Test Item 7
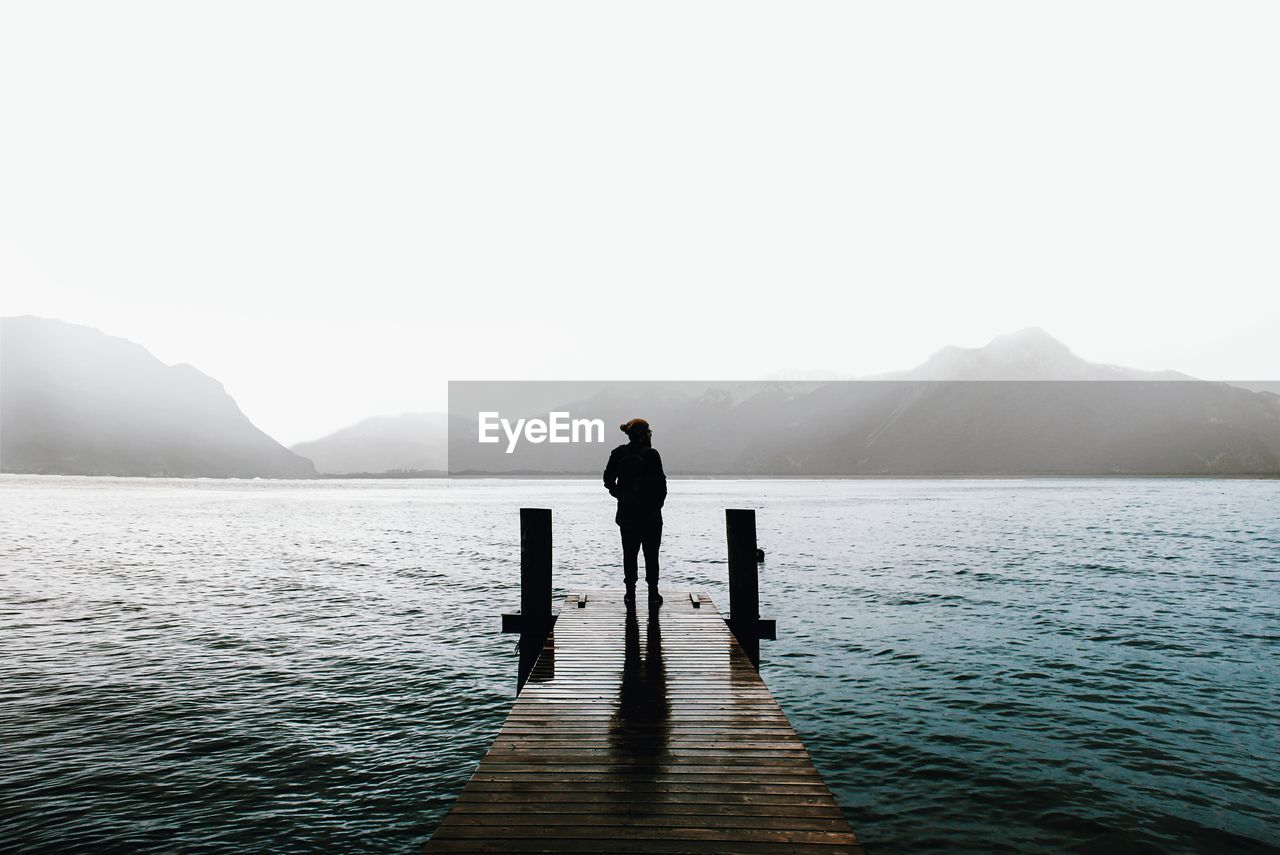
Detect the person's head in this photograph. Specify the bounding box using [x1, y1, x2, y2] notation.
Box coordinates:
[620, 418, 652, 445]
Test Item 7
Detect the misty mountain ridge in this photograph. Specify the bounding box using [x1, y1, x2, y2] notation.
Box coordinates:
[446, 328, 1278, 476]
[306, 327, 1275, 477]
[450, 376, 1280, 477]
[1, 316, 316, 478]
[290, 413, 447, 475]
[4, 318, 1273, 478]
[872, 327, 1197, 382]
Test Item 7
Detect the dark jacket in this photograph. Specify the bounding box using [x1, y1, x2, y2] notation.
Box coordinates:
[604, 442, 667, 528]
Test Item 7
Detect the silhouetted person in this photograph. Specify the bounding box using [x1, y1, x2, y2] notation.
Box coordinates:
[603, 418, 667, 607]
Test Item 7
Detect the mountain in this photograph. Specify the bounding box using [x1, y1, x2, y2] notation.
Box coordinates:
[738, 379, 1280, 476]
[0, 316, 317, 478]
[446, 329, 1280, 477]
[878, 327, 1196, 381]
[290, 413, 447, 475]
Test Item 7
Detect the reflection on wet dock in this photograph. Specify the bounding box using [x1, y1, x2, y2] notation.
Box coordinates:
[424, 590, 863, 854]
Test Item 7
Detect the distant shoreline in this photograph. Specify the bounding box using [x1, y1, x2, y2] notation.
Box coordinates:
[3, 471, 1277, 481]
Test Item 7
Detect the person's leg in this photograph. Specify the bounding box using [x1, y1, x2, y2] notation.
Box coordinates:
[642, 523, 662, 604]
[621, 527, 641, 603]
[641, 523, 662, 586]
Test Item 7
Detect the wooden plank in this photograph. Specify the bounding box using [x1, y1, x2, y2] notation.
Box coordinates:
[455, 782, 841, 793]
[452, 794, 847, 812]
[426, 841, 860, 855]
[432, 826, 856, 844]
[423, 591, 863, 855]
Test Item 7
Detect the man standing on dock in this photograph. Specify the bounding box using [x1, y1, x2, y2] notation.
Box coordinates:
[604, 418, 667, 608]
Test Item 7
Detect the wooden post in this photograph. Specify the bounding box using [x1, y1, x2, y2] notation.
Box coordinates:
[500, 507, 553, 693]
[726, 508, 761, 668]
[520, 507, 552, 630]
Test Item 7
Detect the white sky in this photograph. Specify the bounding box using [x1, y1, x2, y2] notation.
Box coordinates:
[2, 1, 1277, 445]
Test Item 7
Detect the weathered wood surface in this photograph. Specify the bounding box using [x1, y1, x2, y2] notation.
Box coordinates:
[424, 590, 863, 854]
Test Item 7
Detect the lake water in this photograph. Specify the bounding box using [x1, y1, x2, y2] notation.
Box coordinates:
[1, 476, 1277, 853]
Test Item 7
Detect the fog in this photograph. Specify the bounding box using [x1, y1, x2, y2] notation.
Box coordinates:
[2, 2, 1277, 445]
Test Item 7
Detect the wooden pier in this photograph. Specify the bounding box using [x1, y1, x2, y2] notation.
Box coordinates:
[424, 510, 864, 854]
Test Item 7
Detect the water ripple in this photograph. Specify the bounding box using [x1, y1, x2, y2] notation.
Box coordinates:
[1, 476, 1277, 853]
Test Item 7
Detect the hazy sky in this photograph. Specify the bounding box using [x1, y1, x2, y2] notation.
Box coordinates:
[2, 2, 1277, 445]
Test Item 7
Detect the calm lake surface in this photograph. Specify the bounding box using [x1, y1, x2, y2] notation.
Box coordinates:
[1, 476, 1277, 853]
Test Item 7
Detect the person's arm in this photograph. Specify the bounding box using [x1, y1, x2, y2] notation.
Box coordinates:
[603, 447, 620, 497]
[651, 449, 667, 509]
